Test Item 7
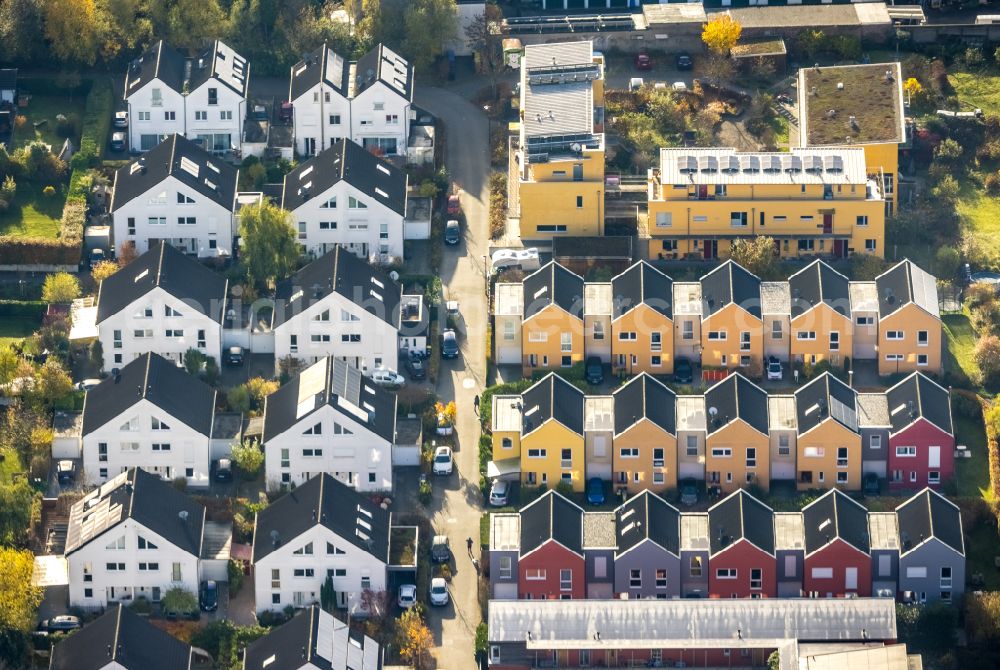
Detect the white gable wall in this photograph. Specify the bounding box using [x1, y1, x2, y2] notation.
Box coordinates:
[185, 79, 246, 152]
[125, 80, 186, 151]
[291, 81, 352, 157]
[350, 82, 410, 157]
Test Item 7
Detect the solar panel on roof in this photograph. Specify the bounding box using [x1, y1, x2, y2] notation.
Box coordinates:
[805, 155, 824, 173]
[763, 156, 782, 173]
[742, 155, 761, 173]
[698, 155, 718, 173]
[783, 155, 802, 173]
[677, 156, 697, 173]
[721, 156, 740, 173]
[824, 155, 844, 173]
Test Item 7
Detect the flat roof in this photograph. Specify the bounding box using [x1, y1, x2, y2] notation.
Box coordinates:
[761, 281, 791, 316]
[52, 411, 83, 439]
[495, 283, 523, 316]
[721, 3, 890, 29]
[850, 281, 880, 312]
[659, 147, 870, 186]
[774, 512, 805, 550]
[731, 39, 787, 59]
[493, 395, 523, 433]
[799, 63, 906, 147]
[521, 42, 597, 141]
[583, 511, 616, 549]
[585, 396, 614, 432]
[584, 283, 612, 316]
[680, 513, 710, 551]
[803, 643, 917, 670]
[768, 396, 798, 431]
[553, 236, 633, 260]
[868, 512, 900, 551]
[676, 396, 707, 432]
[672, 282, 703, 317]
[491, 513, 520, 551]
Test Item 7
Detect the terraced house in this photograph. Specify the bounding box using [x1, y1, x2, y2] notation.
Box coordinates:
[519, 262, 585, 375]
[886, 373, 954, 490]
[788, 260, 853, 366]
[699, 261, 764, 374]
[704, 374, 770, 493]
[515, 374, 586, 491]
[874, 259, 942, 375]
[793, 372, 861, 491]
[612, 374, 677, 494]
[610, 261, 675, 375]
[801, 489, 872, 597]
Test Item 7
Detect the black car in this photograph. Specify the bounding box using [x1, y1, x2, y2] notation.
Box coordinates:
[674, 357, 693, 384]
[200, 580, 218, 612]
[676, 53, 693, 71]
[213, 458, 233, 482]
[444, 220, 460, 245]
[406, 354, 426, 380]
[56, 460, 76, 485]
[225, 346, 244, 366]
[441, 329, 459, 359]
[585, 356, 604, 385]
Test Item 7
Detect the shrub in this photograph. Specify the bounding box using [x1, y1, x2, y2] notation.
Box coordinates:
[0, 176, 14, 201]
[986, 172, 1000, 196]
[55, 114, 78, 140]
[974, 335, 1000, 384]
[232, 440, 264, 479]
[227, 559, 244, 594]
[71, 78, 113, 170]
[929, 59, 952, 97]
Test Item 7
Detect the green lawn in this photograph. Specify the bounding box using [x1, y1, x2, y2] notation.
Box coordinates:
[954, 412, 990, 498]
[0, 447, 26, 484]
[0, 183, 66, 239]
[0, 316, 38, 348]
[12, 93, 84, 150]
[949, 71, 1000, 116]
[964, 522, 1000, 591]
[943, 312, 981, 384]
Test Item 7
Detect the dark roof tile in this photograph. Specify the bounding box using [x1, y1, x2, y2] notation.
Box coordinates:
[794, 372, 858, 436]
[802, 489, 870, 555]
[519, 490, 583, 556]
[523, 261, 584, 320]
[700, 260, 761, 319]
[704, 373, 768, 436]
[613, 373, 676, 436]
[290, 43, 351, 102]
[615, 490, 680, 557]
[896, 488, 964, 557]
[885, 372, 952, 436]
[788, 259, 850, 319]
[707, 489, 774, 556]
[612, 261, 673, 320]
[521, 374, 584, 436]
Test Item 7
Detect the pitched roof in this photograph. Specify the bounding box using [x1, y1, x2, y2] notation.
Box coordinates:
[788, 259, 850, 319]
[875, 260, 940, 319]
[612, 373, 676, 437]
[521, 373, 585, 437]
[187, 40, 249, 97]
[243, 606, 381, 670]
[885, 372, 953, 436]
[253, 473, 390, 563]
[271, 246, 402, 329]
[110, 134, 238, 212]
[523, 261, 584, 320]
[700, 260, 761, 319]
[290, 43, 351, 102]
[802, 489, 870, 556]
[354, 44, 414, 101]
[124, 40, 186, 97]
[50, 605, 192, 670]
[704, 373, 768, 436]
[611, 261, 673, 320]
[81, 353, 216, 436]
[615, 490, 680, 557]
[707, 489, 774, 556]
[896, 488, 964, 557]
[519, 490, 583, 556]
[281, 138, 407, 215]
[262, 357, 396, 443]
[65, 468, 205, 557]
[794, 372, 858, 436]
[95, 242, 228, 324]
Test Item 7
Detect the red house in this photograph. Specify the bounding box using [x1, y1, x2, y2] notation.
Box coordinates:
[707, 490, 776, 598]
[518, 490, 585, 599]
[886, 373, 954, 490]
[802, 489, 872, 597]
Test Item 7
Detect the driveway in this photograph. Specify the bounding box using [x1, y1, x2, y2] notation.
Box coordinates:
[412, 84, 490, 670]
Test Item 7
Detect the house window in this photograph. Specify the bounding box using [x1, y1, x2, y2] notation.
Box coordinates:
[501, 437, 513, 450]
[151, 443, 171, 452]
[928, 471, 940, 484]
[655, 212, 672, 227]
[655, 569, 667, 589]
[207, 88, 218, 105]
[294, 568, 316, 578]
[771, 320, 783, 339]
[750, 568, 762, 590]
[837, 447, 848, 467]
[690, 557, 703, 577]
[164, 111, 175, 121]
[811, 567, 833, 579]
[896, 446, 916, 457]
[707, 331, 726, 340]
[886, 330, 904, 340]
[682, 321, 693, 340]
[526, 449, 546, 458]
[918, 354, 928, 366]
[106, 562, 125, 571]
[870, 435, 882, 449]
[837, 472, 848, 484]
[348, 196, 367, 209]
[796, 331, 816, 341]
[778, 435, 790, 456]
[856, 316, 874, 326]
[730, 212, 748, 227]
[561, 332, 572, 352]
[138, 111, 150, 120]
[578, 649, 589, 666]
[342, 334, 361, 343]
[716, 568, 737, 579]
[830, 331, 840, 351]
[746, 448, 756, 468]
[941, 567, 952, 588]
[653, 448, 664, 467]
[560, 569, 572, 591]
[561, 449, 572, 468]
[711, 448, 732, 458]
[221, 110, 232, 120]
[490, 646, 500, 663]
[576, 196, 583, 208]
[866, 239, 877, 252]
[298, 222, 307, 239]
[172, 563, 182, 582]
[740, 332, 750, 351]
[195, 111, 207, 121]
[148, 217, 166, 226]
[618, 331, 637, 341]
[630, 569, 641, 588]
[525, 568, 546, 581]
[499, 557, 512, 579]
[856, 215, 868, 227]
[651, 331, 662, 351]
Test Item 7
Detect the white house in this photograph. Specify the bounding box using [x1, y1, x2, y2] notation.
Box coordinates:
[110, 134, 240, 258]
[271, 246, 403, 374]
[94, 242, 227, 372]
[289, 43, 352, 157]
[124, 39, 248, 153]
[65, 467, 206, 609]
[281, 138, 408, 261]
[81, 353, 217, 487]
[350, 44, 413, 157]
[262, 356, 396, 493]
[243, 606, 382, 670]
[252, 473, 390, 613]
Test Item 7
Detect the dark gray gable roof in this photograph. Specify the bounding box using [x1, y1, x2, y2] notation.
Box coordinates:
[282, 138, 407, 215]
[110, 134, 238, 212]
[613, 373, 676, 437]
[272, 246, 402, 329]
[253, 473, 391, 563]
[789, 259, 850, 319]
[521, 373, 584, 436]
[81, 353, 216, 436]
[708, 489, 774, 556]
[51, 605, 192, 670]
[65, 468, 206, 557]
[700, 260, 761, 319]
[262, 357, 396, 443]
[802, 489, 870, 556]
[187, 40, 249, 97]
[794, 372, 858, 436]
[523, 261, 584, 320]
[896, 488, 964, 557]
[95, 242, 228, 324]
[290, 43, 351, 102]
[354, 43, 414, 101]
[875, 259, 939, 319]
[611, 261, 673, 320]
[615, 490, 680, 557]
[243, 606, 379, 670]
[124, 40, 186, 97]
[885, 372, 953, 436]
[704, 373, 768, 436]
[519, 490, 583, 556]
[0, 69, 17, 90]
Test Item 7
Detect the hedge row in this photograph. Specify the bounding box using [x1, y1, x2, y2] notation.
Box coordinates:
[18, 76, 91, 97]
[71, 78, 114, 170]
[0, 236, 82, 265]
[0, 300, 46, 318]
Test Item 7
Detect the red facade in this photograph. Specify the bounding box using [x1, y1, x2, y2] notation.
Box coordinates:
[803, 539, 872, 597]
[708, 541, 777, 598]
[519, 542, 586, 600]
[887, 419, 954, 490]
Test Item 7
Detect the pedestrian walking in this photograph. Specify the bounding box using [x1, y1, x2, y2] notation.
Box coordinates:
[473, 394, 480, 414]
[466, 536, 474, 556]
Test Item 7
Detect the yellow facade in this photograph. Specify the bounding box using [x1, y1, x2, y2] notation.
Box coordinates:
[611, 304, 675, 375]
[492, 430, 522, 463]
[705, 421, 771, 493]
[518, 149, 606, 238]
[701, 304, 764, 372]
[878, 307, 942, 375]
[789, 304, 853, 367]
[614, 420, 677, 494]
[796, 421, 862, 491]
[861, 143, 899, 213]
[520, 421, 586, 492]
[522, 304, 585, 375]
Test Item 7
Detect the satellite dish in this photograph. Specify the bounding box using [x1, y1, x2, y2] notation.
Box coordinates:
[389, 270, 400, 281]
[708, 407, 718, 418]
[571, 143, 582, 153]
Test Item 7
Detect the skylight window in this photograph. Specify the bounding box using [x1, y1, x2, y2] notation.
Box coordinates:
[134, 269, 149, 283]
[299, 166, 314, 180]
[179, 156, 199, 178]
[377, 164, 391, 175]
[375, 187, 388, 198]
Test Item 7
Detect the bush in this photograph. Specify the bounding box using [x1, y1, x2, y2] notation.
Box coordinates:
[227, 559, 244, 594]
[161, 587, 197, 615]
[986, 172, 1000, 196]
[71, 78, 113, 170]
[488, 171, 507, 240]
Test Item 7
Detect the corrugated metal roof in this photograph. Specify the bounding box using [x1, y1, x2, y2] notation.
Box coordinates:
[658, 147, 870, 186]
[523, 41, 593, 70]
[523, 80, 593, 138]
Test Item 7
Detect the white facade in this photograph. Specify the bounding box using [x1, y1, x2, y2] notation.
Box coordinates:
[67, 517, 200, 609]
[291, 81, 352, 157]
[112, 175, 234, 257]
[290, 180, 405, 260]
[264, 404, 392, 493]
[185, 78, 247, 153]
[254, 524, 387, 613]
[126, 81, 186, 152]
[97, 287, 222, 372]
[82, 399, 212, 487]
[350, 82, 410, 157]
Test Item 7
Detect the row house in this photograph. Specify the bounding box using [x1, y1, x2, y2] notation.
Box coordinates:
[243, 605, 382, 670]
[289, 43, 413, 157]
[489, 487, 963, 603]
[124, 40, 248, 153]
[495, 258, 942, 377]
[490, 370, 952, 495]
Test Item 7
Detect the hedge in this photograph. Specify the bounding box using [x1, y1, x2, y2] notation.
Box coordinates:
[0, 300, 46, 318]
[71, 78, 114, 169]
[18, 76, 91, 97]
[0, 237, 81, 265]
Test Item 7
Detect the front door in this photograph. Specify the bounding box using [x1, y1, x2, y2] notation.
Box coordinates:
[833, 239, 847, 258]
[703, 239, 717, 259]
[698, 185, 708, 199]
[823, 214, 833, 234]
[845, 567, 858, 591]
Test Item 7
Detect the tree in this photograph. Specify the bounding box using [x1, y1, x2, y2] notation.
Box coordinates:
[904, 77, 923, 97]
[0, 549, 43, 631]
[91, 260, 120, 283]
[360, 589, 392, 642]
[41, 272, 80, 304]
[931, 174, 960, 203]
[320, 574, 336, 613]
[401, 0, 459, 72]
[239, 202, 300, 289]
[227, 385, 251, 413]
[244, 377, 279, 411]
[974, 335, 1000, 384]
[396, 607, 434, 670]
[935, 245, 961, 279]
[0, 347, 17, 387]
[148, 0, 224, 50]
[161, 587, 198, 615]
[702, 15, 741, 56]
[966, 592, 1000, 644]
[0, 483, 36, 547]
[730, 236, 779, 280]
[796, 29, 826, 61]
[934, 138, 964, 164]
[118, 241, 138, 267]
[43, 0, 101, 65]
[466, 3, 504, 93]
[701, 54, 736, 82]
[0, 0, 45, 63]
[183, 348, 207, 376]
[231, 439, 264, 479]
[32, 359, 73, 406]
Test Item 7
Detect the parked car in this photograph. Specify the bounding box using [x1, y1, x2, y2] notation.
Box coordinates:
[109, 132, 127, 152]
[56, 460, 77, 485]
[674, 357, 693, 384]
[634, 52, 652, 71]
[444, 220, 461, 245]
[200, 580, 218, 612]
[89, 247, 106, 267]
[671, 82, 688, 93]
[863, 473, 881, 496]
[679, 479, 698, 506]
[766, 356, 783, 381]
[446, 300, 460, 319]
[225, 346, 244, 366]
[76, 378, 102, 392]
[397, 584, 417, 609]
[585, 356, 604, 385]
[113, 111, 129, 128]
[432, 446, 453, 475]
[405, 354, 426, 381]
[370, 367, 405, 387]
[441, 329, 459, 359]
[447, 194, 461, 216]
[429, 578, 450, 606]
[489, 479, 510, 507]
[213, 458, 233, 482]
[39, 616, 81, 633]
[431, 535, 451, 563]
[676, 53, 693, 71]
[586, 477, 605, 506]
[279, 102, 293, 123]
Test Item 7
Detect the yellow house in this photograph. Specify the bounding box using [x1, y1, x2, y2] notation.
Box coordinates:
[611, 261, 675, 375]
[612, 373, 678, 494]
[514, 41, 605, 239]
[645, 147, 886, 261]
[700, 261, 764, 373]
[875, 260, 942, 375]
[704, 373, 771, 493]
[518, 374, 586, 492]
[490, 393, 524, 482]
[793, 372, 862, 491]
[798, 62, 906, 217]
[521, 262, 585, 376]
[788, 260, 853, 367]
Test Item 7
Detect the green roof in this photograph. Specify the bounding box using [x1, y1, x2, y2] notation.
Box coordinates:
[800, 63, 905, 146]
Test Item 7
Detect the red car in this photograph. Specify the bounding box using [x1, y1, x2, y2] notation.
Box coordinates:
[447, 194, 461, 216]
[634, 53, 652, 71]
